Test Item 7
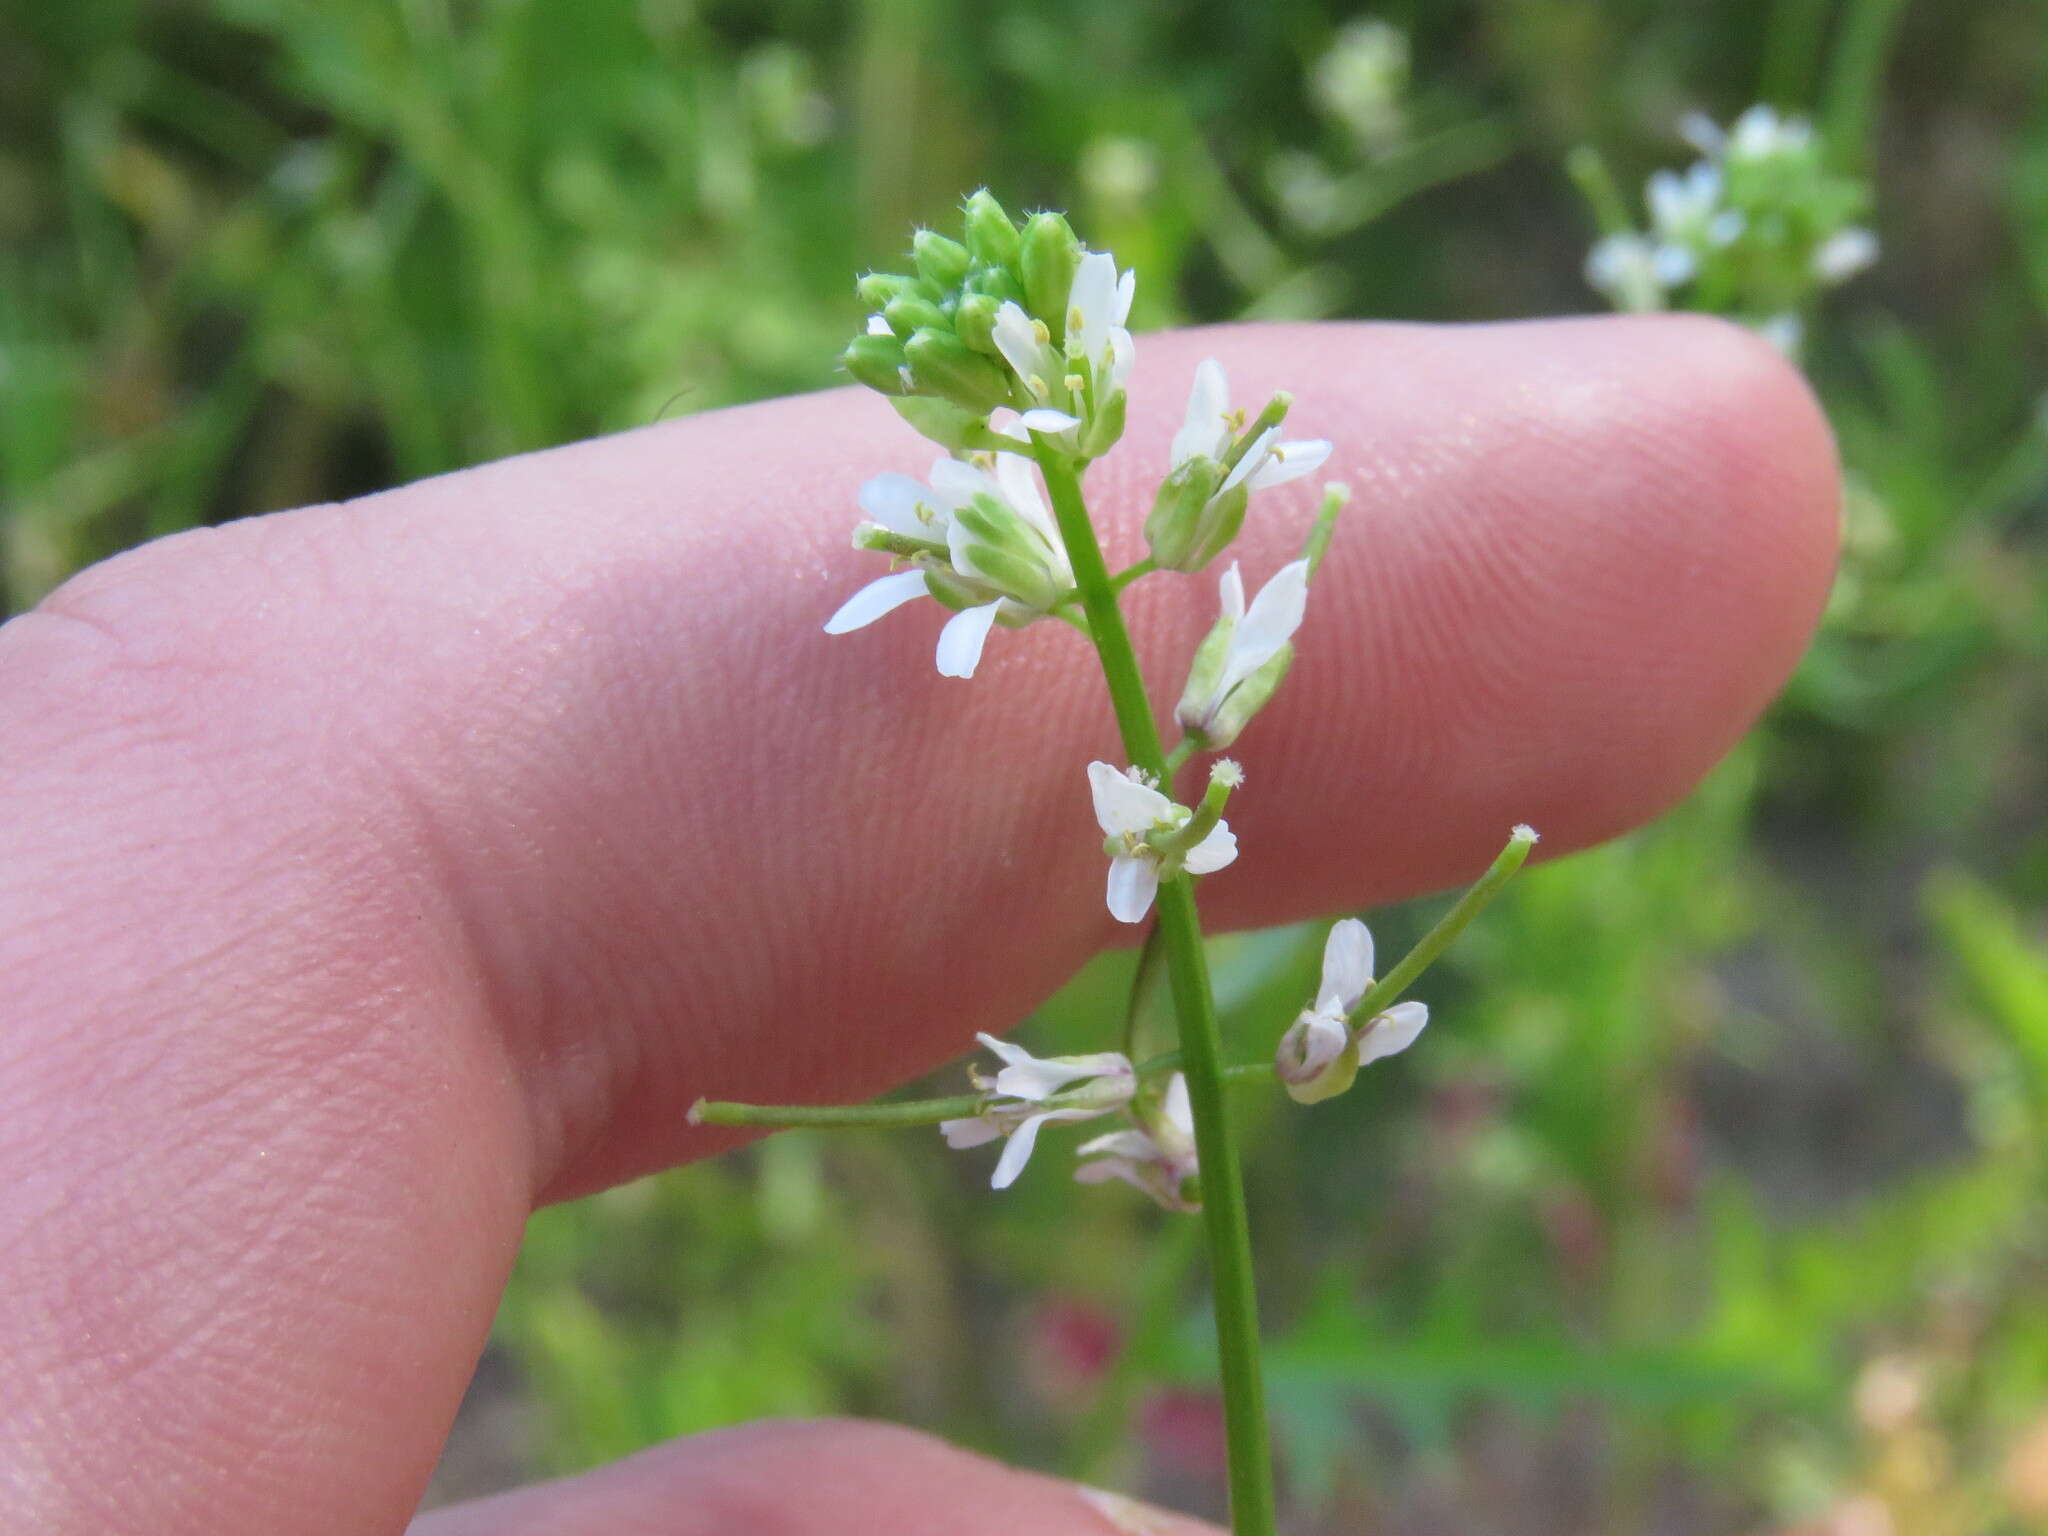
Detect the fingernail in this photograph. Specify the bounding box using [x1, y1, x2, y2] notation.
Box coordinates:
[1076, 1484, 1183, 1533]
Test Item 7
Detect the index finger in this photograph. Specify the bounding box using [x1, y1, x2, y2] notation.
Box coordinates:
[0, 316, 1836, 1534]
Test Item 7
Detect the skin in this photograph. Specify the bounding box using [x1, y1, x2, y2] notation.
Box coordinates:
[0, 316, 1839, 1534]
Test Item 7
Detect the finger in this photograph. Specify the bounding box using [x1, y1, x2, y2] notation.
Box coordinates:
[410, 1419, 1215, 1535]
[0, 316, 1837, 1534]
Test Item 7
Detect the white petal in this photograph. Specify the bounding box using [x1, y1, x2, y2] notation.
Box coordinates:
[1356, 1001, 1429, 1065]
[858, 472, 941, 538]
[992, 300, 1047, 383]
[1218, 426, 1277, 495]
[1678, 111, 1725, 157]
[1216, 562, 1246, 624]
[1073, 1154, 1147, 1189]
[935, 601, 1003, 678]
[990, 1050, 1129, 1102]
[1112, 265, 1136, 325]
[1277, 1010, 1348, 1081]
[1161, 1072, 1194, 1137]
[1317, 917, 1374, 1015]
[991, 1110, 1054, 1188]
[1245, 437, 1332, 491]
[1076, 1128, 1159, 1161]
[927, 457, 998, 509]
[1107, 327, 1135, 391]
[1172, 358, 1231, 467]
[1106, 855, 1160, 923]
[1215, 559, 1308, 698]
[865, 313, 893, 336]
[1814, 227, 1878, 282]
[1016, 407, 1082, 433]
[941, 1115, 1003, 1149]
[1179, 822, 1237, 875]
[824, 569, 930, 634]
[1652, 243, 1697, 286]
[991, 450, 1061, 549]
[1088, 760, 1173, 836]
[1066, 252, 1117, 360]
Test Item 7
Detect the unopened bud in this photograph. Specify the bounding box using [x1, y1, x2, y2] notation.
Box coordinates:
[1144, 458, 1242, 572]
[1275, 1014, 1360, 1105]
[882, 293, 950, 340]
[911, 229, 971, 291]
[961, 188, 1022, 272]
[842, 332, 911, 394]
[856, 271, 916, 310]
[904, 327, 1011, 412]
[1020, 212, 1081, 344]
[954, 292, 1001, 354]
[1077, 385, 1128, 459]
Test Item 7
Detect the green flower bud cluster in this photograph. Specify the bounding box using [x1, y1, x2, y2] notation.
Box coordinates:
[840, 189, 1083, 431]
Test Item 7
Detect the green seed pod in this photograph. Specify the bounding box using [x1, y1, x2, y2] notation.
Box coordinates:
[905, 327, 1011, 413]
[1020, 212, 1081, 344]
[842, 332, 911, 394]
[954, 292, 1001, 354]
[882, 293, 949, 339]
[961, 189, 1022, 272]
[911, 229, 971, 291]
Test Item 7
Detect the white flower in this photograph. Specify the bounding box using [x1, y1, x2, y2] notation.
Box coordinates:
[1646, 163, 1744, 250]
[1726, 104, 1814, 162]
[1175, 559, 1309, 744]
[1088, 762, 1238, 924]
[1172, 359, 1331, 493]
[1585, 233, 1694, 312]
[824, 450, 1074, 679]
[1275, 919, 1429, 1103]
[989, 250, 1136, 449]
[1813, 227, 1879, 283]
[939, 1033, 1135, 1189]
[1755, 312, 1804, 356]
[1074, 1073, 1201, 1211]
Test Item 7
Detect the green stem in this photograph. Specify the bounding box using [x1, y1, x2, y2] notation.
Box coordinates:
[1348, 826, 1538, 1026]
[1034, 440, 1279, 1536]
[1110, 557, 1157, 593]
[690, 1056, 1276, 1134]
[690, 1093, 982, 1129]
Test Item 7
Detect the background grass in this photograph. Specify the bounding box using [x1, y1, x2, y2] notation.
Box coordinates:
[6, 1, 2047, 1530]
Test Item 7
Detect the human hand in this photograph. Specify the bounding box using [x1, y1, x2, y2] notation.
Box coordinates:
[0, 318, 1837, 1534]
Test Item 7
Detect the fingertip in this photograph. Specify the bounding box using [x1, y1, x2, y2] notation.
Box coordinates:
[410, 1419, 1223, 1535]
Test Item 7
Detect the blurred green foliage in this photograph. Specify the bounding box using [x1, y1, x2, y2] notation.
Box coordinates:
[7, 0, 2048, 1530]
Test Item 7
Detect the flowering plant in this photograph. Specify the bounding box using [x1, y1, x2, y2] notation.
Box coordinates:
[1576, 104, 1878, 358]
[692, 192, 1536, 1533]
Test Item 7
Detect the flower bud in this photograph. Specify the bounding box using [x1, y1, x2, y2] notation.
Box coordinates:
[890, 395, 984, 452]
[912, 229, 971, 291]
[904, 327, 1011, 412]
[1144, 458, 1241, 572]
[1077, 384, 1128, 459]
[882, 293, 949, 339]
[841, 332, 911, 394]
[1275, 1016, 1361, 1105]
[856, 270, 917, 310]
[954, 292, 1001, 354]
[961, 188, 1022, 271]
[966, 265, 1027, 306]
[1020, 211, 1081, 344]
[951, 499, 1064, 611]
